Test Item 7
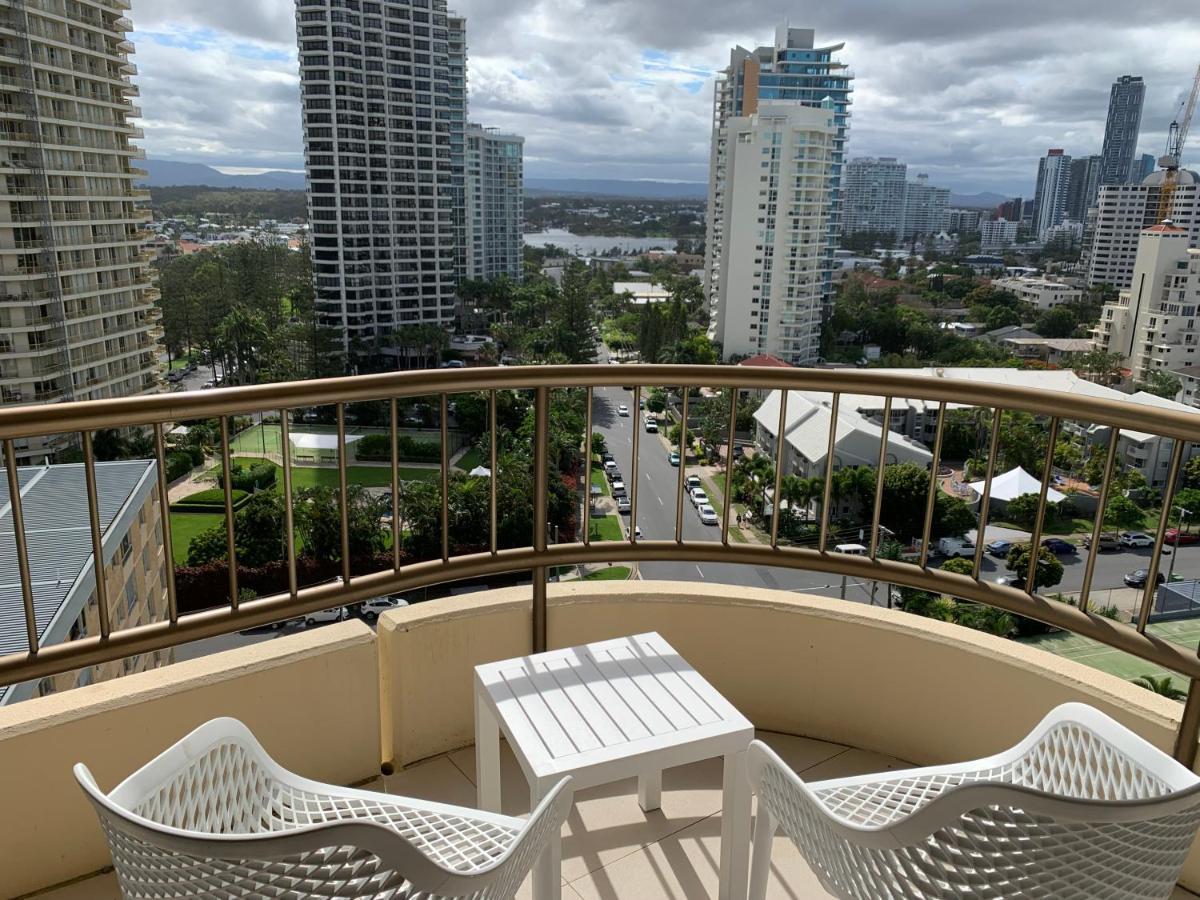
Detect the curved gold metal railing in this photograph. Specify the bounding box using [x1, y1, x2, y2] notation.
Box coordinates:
[2, 364, 1200, 760]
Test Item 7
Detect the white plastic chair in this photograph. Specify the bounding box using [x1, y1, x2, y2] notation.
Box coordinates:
[75, 717, 573, 899]
[747, 702, 1200, 900]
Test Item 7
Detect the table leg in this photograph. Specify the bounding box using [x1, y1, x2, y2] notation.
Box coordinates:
[637, 770, 662, 812]
[531, 780, 562, 900]
[475, 690, 501, 813]
[719, 750, 751, 900]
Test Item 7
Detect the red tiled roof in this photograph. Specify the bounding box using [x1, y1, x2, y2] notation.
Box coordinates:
[738, 354, 793, 368]
[1144, 223, 1187, 233]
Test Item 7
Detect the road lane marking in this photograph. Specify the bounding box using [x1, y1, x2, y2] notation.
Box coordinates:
[657, 497, 663, 506]
[695, 565, 705, 579]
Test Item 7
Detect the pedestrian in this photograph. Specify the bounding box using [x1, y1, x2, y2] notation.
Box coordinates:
[736, 513, 742, 527]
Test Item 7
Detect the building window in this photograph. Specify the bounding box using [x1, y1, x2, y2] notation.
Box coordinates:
[116, 533, 132, 567]
[142, 546, 151, 574]
[37, 677, 56, 698]
[124, 580, 137, 615]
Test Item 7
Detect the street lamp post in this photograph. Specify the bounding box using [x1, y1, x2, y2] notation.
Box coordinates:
[1167, 506, 1192, 585]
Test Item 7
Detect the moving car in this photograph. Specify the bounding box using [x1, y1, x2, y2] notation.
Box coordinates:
[358, 596, 408, 621]
[698, 504, 718, 525]
[689, 487, 709, 507]
[305, 607, 347, 627]
[617, 404, 629, 416]
[1124, 568, 1165, 588]
[1120, 532, 1155, 548]
[668, 451, 680, 466]
[986, 539, 1013, 558]
[1082, 532, 1120, 552]
[616, 496, 631, 514]
[611, 480, 627, 497]
[644, 418, 658, 433]
[1165, 528, 1200, 546]
[1041, 538, 1077, 554]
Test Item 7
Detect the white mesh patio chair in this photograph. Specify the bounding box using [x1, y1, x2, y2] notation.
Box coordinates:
[74, 716, 573, 899]
[747, 702, 1200, 900]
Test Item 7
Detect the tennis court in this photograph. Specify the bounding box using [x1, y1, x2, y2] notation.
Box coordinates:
[1022, 618, 1200, 694]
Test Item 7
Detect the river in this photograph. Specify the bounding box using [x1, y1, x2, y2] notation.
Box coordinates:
[522, 228, 678, 256]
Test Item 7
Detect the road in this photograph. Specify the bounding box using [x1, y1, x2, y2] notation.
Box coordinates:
[588, 381, 1200, 606]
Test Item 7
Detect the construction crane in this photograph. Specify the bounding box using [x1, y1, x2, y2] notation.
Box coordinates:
[1156, 61, 1200, 223]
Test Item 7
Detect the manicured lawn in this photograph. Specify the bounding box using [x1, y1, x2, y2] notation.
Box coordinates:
[585, 565, 631, 581]
[168, 356, 197, 371]
[217, 457, 439, 488]
[168, 512, 223, 566]
[588, 514, 624, 542]
[455, 447, 484, 472]
[590, 465, 611, 496]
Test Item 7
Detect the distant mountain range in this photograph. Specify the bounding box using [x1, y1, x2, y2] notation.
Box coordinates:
[142, 159, 306, 190]
[525, 178, 708, 200]
[948, 191, 1010, 209]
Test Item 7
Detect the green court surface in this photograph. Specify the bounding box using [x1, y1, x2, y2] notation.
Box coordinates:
[214, 457, 439, 488]
[1021, 619, 1200, 694]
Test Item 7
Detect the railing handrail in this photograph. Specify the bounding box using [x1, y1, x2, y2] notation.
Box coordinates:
[3, 363, 1200, 763]
[1, 364, 1199, 445]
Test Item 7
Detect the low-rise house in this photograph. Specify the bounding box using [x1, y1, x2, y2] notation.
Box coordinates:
[992, 275, 1083, 311]
[999, 337, 1094, 365]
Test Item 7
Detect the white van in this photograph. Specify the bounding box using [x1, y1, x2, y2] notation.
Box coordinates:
[834, 543, 868, 556]
[937, 537, 975, 558]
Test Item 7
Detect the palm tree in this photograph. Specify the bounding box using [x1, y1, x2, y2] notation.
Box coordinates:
[1131, 675, 1186, 701]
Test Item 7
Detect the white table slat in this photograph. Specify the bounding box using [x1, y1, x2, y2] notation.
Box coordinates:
[540, 655, 633, 747]
[495, 664, 581, 761]
[597, 643, 705, 733]
[627, 634, 724, 727]
[524, 658, 607, 755]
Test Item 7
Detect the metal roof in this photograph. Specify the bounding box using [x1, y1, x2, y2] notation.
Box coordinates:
[0, 460, 155, 701]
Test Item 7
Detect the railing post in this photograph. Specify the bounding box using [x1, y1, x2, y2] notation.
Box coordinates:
[1175, 678, 1200, 769]
[532, 385, 549, 653]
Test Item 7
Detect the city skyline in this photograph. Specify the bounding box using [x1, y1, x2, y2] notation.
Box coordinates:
[127, 1, 1200, 196]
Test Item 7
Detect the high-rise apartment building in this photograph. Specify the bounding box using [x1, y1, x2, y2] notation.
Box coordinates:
[1090, 223, 1198, 383]
[464, 124, 523, 282]
[900, 174, 950, 240]
[706, 25, 852, 364]
[1032, 149, 1072, 239]
[0, 0, 161, 463]
[980, 218, 1019, 251]
[995, 197, 1024, 222]
[1134, 153, 1157, 183]
[943, 208, 982, 234]
[1065, 155, 1102, 222]
[842, 157, 906, 236]
[1099, 75, 1145, 185]
[707, 103, 836, 363]
[1084, 170, 1200, 288]
[296, 0, 466, 355]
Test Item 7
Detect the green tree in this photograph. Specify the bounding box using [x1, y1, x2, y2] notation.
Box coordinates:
[1005, 543, 1064, 591]
[1005, 493, 1044, 529]
[646, 388, 668, 414]
[1135, 371, 1183, 400]
[296, 485, 387, 562]
[1072, 350, 1124, 386]
[1034, 305, 1079, 338]
[1131, 675, 1186, 701]
[185, 494, 286, 567]
[1104, 494, 1144, 529]
[1184, 455, 1200, 490]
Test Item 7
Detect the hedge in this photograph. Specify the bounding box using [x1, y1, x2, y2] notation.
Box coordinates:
[165, 451, 194, 483]
[216, 460, 277, 492]
[171, 488, 250, 513]
[354, 432, 440, 462]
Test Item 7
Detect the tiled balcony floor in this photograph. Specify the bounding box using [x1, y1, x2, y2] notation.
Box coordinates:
[38, 731, 1200, 900]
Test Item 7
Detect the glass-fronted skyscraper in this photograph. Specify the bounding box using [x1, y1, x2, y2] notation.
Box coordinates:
[705, 25, 852, 364]
[1099, 75, 1144, 186]
[296, 0, 466, 356]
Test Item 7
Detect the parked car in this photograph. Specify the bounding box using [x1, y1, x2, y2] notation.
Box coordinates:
[937, 537, 975, 558]
[1082, 532, 1120, 552]
[698, 504, 718, 525]
[644, 418, 658, 433]
[1165, 528, 1200, 546]
[358, 596, 408, 621]
[638, 398, 645, 409]
[617, 404, 629, 416]
[438, 359, 466, 368]
[1041, 538, 1077, 554]
[668, 451, 680, 466]
[732, 445, 744, 458]
[986, 539, 1013, 558]
[305, 607, 347, 627]
[1124, 568, 1165, 588]
[1120, 532, 1155, 548]
[611, 480, 627, 497]
[689, 487, 709, 507]
[606, 468, 622, 483]
[603, 458, 618, 471]
[601, 451, 614, 464]
[616, 496, 631, 514]
[685, 474, 702, 490]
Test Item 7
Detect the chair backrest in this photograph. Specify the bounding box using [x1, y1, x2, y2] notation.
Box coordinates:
[747, 703, 1200, 900]
[75, 717, 573, 900]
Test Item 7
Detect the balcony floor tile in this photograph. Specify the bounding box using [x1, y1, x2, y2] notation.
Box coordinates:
[35, 731, 1200, 900]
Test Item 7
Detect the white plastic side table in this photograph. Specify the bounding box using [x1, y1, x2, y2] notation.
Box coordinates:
[474, 631, 754, 900]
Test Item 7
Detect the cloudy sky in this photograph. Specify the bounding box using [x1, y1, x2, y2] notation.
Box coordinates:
[128, 0, 1200, 196]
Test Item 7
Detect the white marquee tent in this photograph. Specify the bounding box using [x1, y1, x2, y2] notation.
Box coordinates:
[969, 466, 1066, 504]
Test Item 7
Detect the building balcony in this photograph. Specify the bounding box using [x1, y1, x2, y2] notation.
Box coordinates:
[4, 364, 1200, 898]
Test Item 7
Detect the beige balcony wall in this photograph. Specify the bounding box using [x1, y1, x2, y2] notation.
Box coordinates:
[379, 580, 1200, 890]
[0, 620, 380, 898]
